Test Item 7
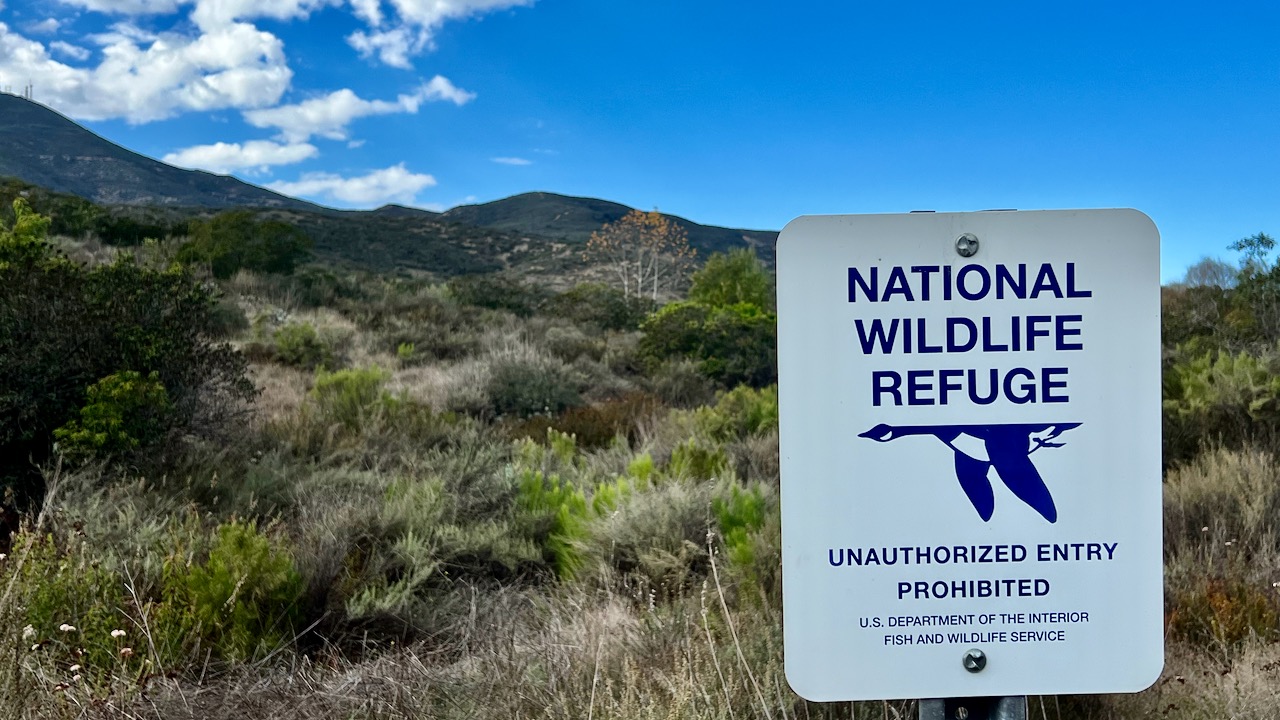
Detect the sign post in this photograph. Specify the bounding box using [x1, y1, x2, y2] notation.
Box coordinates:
[775, 210, 1162, 709]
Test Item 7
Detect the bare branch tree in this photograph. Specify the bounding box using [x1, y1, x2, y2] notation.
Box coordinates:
[584, 210, 696, 301]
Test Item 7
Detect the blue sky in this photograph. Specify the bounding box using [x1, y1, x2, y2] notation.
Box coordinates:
[0, 1, 1276, 281]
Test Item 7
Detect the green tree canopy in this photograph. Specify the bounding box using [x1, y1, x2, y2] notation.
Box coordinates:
[0, 201, 254, 504]
[688, 248, 773, 309]
[179, 210, 312, 279]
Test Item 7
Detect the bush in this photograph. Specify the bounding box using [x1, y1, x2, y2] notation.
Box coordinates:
[688, 248, 773, 310]
[53, 370, 171, 464]
[639, 302, 776, 388]
[486, 349, 585, 419]
[448, 273, 548, 318]
[273, 322, 333, 370]
[178, 210, 312, 279]
[546, 283, 655, 331]
[311, 366, 395, 431]
[507, 393, 662, 449]
[695, 385, 779, 441]
[177, 521, 304, 662]
[0, 205, 254, 502]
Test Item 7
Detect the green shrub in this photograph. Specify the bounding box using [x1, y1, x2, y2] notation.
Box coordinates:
[448, 272, 548, 318]
[546, 283, 655, 331]
[209, 295, 249, 338]
[310, 366, 395, 431]
[179, 521, 303, 662]
[667, 438, 729, 480]
[695, 385, 779, 441]
[486, 350, 584, 418]
[639, 301, 777, 388]
[650, 359, 716, 408]
[1, 220, 255, 503]
[517, 469, 590, 580]
[1163, 348, 1280, 462]
[9, 533, 132, 680]
[274, 322, 332, 369]
[178, 210, 312, 279]
[53, 370, 171, 464]
[688, 248, 773, 310]
[713, 484, 767, 573]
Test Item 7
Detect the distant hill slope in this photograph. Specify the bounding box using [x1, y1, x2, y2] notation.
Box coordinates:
[0, 94, 778, 271]
[0, 94, 319, 210]
[442, 192, 778, 263]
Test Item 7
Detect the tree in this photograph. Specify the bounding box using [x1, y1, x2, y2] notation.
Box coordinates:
[0, 201, 255, 505]
[688, 248, 773, 309]
[584, 210, 696, 301]
[179, 210, 312, 279]
[1180, 256, 1237, 289]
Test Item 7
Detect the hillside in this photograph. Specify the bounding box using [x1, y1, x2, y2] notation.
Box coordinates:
[0, 94, 778, 272]
[443, 192, 779, 263]
[0, 94, 318, 210]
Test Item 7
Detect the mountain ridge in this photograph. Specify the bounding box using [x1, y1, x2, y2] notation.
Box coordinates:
[0, 93, 778, 266]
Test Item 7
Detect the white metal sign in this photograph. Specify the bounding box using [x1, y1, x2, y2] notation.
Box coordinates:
[776, 210, 1162, 701]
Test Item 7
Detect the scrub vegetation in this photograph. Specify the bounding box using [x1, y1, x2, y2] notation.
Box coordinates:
[0, 200, 1278, 720]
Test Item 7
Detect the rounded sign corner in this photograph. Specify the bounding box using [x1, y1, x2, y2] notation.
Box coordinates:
[783, 664, 836, 703]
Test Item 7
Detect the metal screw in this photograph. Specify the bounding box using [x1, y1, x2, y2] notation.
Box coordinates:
[955, 708, 970, 720]
[955, 233, 979, 257]
[962, 648, 987, 673]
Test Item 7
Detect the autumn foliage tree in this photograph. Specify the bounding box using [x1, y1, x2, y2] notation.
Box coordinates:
[584, 210, 696, 301]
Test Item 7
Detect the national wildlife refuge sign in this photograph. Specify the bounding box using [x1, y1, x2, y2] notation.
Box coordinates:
[775, 210, 1162, 701]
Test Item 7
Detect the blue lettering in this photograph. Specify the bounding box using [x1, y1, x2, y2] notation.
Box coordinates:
[917, 318, 943, 353]
[1066, 263, 1092, 298]
[996, 264, 1027, 299]
[848, 267, 877, 302]
[912, 265, 939, 300]
[883, 267, 914, 301]
[1026, 315, 1052, 350]
[1043, 368, 1069, 402]
[1004, 368, 1037, 404]
[1056, 315, 1083, 350]
[872, 371, 902, 406]
[855, 318, 900, 354]
[957, 265, 991, 300]
[1031, 263, 1063, 298]
[947, 317, 977, 352]
[907, 370, 934, 405]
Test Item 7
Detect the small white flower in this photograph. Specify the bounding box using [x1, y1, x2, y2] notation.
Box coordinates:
[22, 625, 35, 641]
[30, 644, 40, 651]
[71, 674, 80, 683]
[58, 624, 76, 633]
[1201, 526, 1209, 532]
[69, 664, 80, 672]
[0, 553, 7, 561]
[110, 629, 126, 639]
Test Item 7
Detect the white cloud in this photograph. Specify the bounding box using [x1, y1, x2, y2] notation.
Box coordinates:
[346, 26, 422, 69]
[268, 163, 436, 205]
[56, 0, 183, 14]
[244, 76, 473, 141]
[347, 0, 532, 66]
[58, 0, 335, 28]
[0, 20, 291, 122]
[28, 19, 62, 34]
[49, 41, 91, 61]
[163, 139, 318, 173]
[491, 156, 530, 166]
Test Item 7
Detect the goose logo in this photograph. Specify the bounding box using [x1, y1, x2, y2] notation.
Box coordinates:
[857, 423, 1081, 523]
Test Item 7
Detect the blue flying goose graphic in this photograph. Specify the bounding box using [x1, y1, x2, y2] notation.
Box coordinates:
[857, 422, 1081, 523]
